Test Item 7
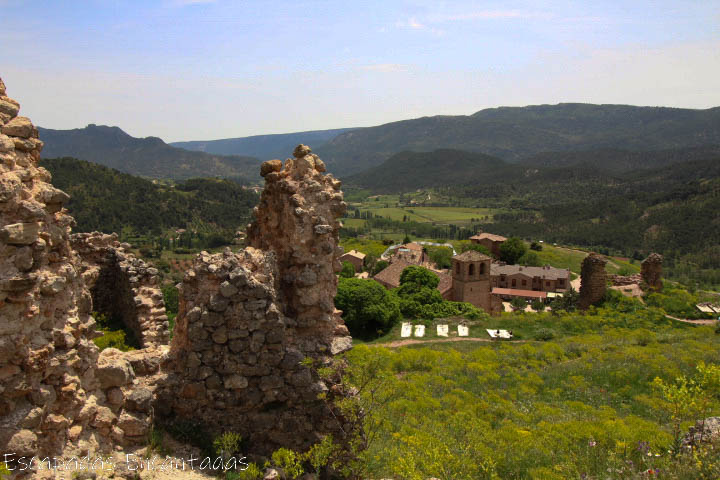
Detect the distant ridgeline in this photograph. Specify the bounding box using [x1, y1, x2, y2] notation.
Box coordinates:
[38, 124, 260, 181]
[317, 103, 720, 175]
[41, 157, 259, 236]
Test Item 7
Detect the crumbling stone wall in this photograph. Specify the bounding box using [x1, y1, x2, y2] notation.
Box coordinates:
[160, 146, 353, 455]
[608, 273, 642, 286]
[579, 253, 607, 309]
[641, 253, 663, 292]
[0, 77, 154, 463]
[71, 232, 170, 348]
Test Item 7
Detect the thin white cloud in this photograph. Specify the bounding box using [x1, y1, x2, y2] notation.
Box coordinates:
[360, 63, 412, 73]
[396, 17, 425, 29]
[429, 10, 550, 22]
[169, 0, 216, 6]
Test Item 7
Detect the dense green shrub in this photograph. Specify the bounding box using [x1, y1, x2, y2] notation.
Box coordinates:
[162, 284, 179, 314]
[94, 330, 136, 352]
[340, 261, 356, 278]
[499, 237, 527, 264]
[335, 278, 401, 338]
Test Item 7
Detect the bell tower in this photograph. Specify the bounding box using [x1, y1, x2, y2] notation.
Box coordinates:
[451, 250, 497, 314]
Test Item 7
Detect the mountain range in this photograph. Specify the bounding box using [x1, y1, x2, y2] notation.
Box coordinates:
[316, 103, 720, 175]
[170, 127, 354, 160]
[37, 103, 720, 182]
[38, 125, 260, 181]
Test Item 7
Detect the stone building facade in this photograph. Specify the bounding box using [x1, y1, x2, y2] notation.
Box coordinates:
[450, 250, 502, 314]
[469, 232, 507, 257]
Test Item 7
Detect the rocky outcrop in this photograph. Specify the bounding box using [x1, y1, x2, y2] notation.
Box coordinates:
[683, 417, 720, 447]
[641, 253, 663, 292]
[579, 253, 607, 309]
[71, 232, 170, 347]
[160, 146, 352, 455]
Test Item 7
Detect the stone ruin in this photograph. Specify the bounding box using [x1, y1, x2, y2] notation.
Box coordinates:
[158, 145, 353, 455]
[608, 273, 642, 286]
[70, 232, 170, 348]
[641, 252, 663, 292]
[0, 74, 355, 471]
[0, 76, 154, 459]
[579, 253, 607, 309]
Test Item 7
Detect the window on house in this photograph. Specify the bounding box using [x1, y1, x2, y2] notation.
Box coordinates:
[456, 263, 460, 274]
[469, 264, 475, 276]
[479, 263, 485, 275]
[522, 280, 527, 286]
[512, 279, 516, 287]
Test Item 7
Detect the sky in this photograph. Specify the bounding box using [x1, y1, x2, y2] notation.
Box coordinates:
[1, 0, 719, 142]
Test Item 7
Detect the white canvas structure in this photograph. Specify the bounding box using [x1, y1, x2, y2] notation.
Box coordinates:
[401, 322, 412, 338]
[437, 324, 449, 337]
[414, 325, 425, 337]
[458, 325, 469, 337]
[486, 329, 513, 339]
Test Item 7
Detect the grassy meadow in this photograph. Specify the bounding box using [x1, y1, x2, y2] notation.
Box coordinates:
[341, 305, 720, 479]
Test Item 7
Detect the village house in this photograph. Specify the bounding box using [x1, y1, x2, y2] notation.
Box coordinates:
[388, 242, 430, 266]
[469, 232, 507, 257]
[339, 249, 366, 271]
[373, 259, 453, 299]
[490, 264, 570, 292]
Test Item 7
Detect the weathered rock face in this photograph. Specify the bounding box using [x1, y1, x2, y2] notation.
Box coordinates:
[247, 145, 349, 343]
[641, 253, 663, 292]
[579, 253, 607, 309]
[0, 78, 99, 456]
[683, 417, 720, 448]
[71, 232, 170, 347]
[0, 78, 155, 461]
[161, 146, 352, 455]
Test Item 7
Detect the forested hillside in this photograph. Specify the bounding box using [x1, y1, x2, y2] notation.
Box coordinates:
[317, 103, 720, 175]
[38, 125, 260, 181]
[347, 149, 517, 191]
[520, 145, 720, 173]
[41, 157, 259, 236]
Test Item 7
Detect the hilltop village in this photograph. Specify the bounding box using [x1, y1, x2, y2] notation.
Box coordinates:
[342, 233, 662, 317]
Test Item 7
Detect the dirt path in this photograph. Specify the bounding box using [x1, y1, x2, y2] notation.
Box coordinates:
[373, 337, 527, 348]
[666, 315, 718, 326]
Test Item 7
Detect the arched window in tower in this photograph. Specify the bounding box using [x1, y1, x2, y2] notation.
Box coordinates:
[468, 263, 475, 276]
[455, 262, 460, 275]
[479, 263, 485, 275]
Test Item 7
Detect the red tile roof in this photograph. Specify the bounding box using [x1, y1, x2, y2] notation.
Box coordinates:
[470, 233, 507, 242]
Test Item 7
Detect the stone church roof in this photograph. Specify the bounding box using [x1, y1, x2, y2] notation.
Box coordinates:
[453, 250, 492, 262]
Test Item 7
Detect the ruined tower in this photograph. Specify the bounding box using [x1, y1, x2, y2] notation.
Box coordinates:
[579, 253, 607, 309]
[161, 145, 353, 455]
[641, 253, 663, 292]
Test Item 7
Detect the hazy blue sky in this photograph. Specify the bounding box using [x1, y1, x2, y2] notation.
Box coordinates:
[1, 0, 719, 142]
